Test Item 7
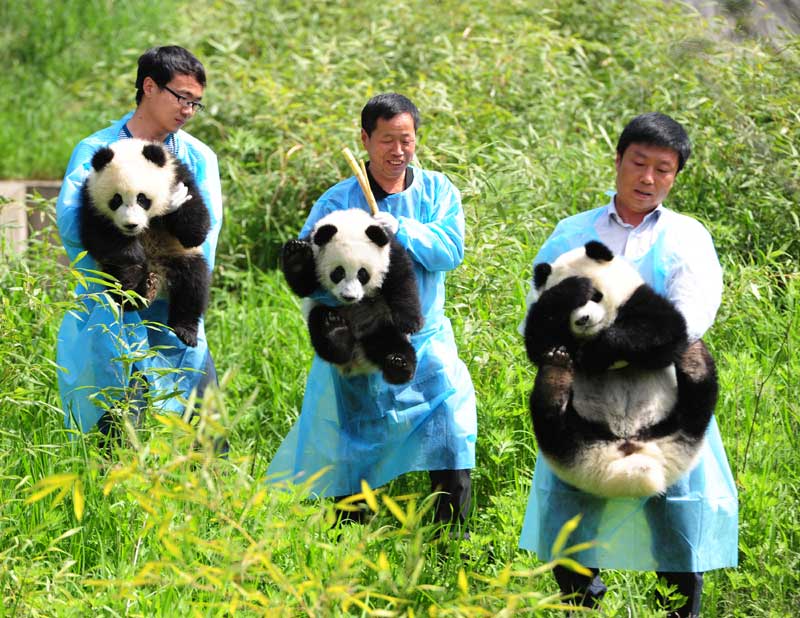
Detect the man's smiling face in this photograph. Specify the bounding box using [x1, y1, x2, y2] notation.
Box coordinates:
[614, 142, 679, 224]
[361, 112, 416, 192]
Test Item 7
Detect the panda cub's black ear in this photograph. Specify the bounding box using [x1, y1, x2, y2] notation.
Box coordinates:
[142, 143, 167, 167]
[533, 263, 552, 289]
[91, 147, 115, 171]
[585, 240, 614, 262]
[365, 225, 389, 247]
[313, 224, 338, 246]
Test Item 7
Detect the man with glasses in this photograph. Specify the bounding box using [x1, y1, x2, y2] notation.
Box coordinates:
[55, 46, 223, 446]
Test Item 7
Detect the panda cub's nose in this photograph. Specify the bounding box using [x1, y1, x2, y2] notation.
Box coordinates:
[124, 223, 138, 231]
[575, 315, 589, 326]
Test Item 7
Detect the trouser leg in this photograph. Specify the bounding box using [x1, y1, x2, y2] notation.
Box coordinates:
[192, 351, 229, 455]
[96, 374, 148, 452]
[333, 469, 473, 530]
[332, 494, 368, 525]
[553, 565, 606, 608]
[195, 350, 218, 399]
[97, 351, 225, 454]
[429, 469, 471, 537]
[656, 571, 703, 618]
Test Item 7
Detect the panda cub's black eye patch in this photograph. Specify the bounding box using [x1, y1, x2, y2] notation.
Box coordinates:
[357, 268, 370, 285]
[137, 193, 152, 209]
[591, 290, 604, 303]
[109, 194, 123, 211]
[330, 266, 345, 284]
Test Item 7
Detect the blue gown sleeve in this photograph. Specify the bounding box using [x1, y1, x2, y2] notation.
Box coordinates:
[664, 220, 723, 341]
[395, 174, 464, 272]
[193, 149, 223, 269]
[56, 140, 101, 265]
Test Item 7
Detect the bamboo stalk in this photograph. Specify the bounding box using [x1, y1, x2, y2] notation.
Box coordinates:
[341, 146, 378, 215]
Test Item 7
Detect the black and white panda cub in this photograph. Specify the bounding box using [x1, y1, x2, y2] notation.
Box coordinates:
[79, 138, 211, 347]
[523, 240, 717, 497]
[281, 208, 423, 385]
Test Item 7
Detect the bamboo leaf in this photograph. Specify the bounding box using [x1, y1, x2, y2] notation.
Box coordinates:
[381, 495, 407, 525]
[72, 478, 85, 521]
[361, 479, 379, 512]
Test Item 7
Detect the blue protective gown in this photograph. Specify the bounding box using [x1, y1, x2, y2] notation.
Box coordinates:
[519, 196, 738, 573]
[266, 167, 477, 497]
[55, 112, 223, 432]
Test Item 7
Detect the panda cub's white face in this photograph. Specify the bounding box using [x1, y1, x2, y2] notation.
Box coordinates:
[311, 209, 392, 304]
[87, 139, 177, 236]
[536, 242, 644, 339]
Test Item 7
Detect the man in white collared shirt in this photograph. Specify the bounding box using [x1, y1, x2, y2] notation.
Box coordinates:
[519, 113, 737, 618]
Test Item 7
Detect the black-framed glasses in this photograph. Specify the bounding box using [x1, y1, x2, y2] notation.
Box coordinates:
[162, 85, 205, 112]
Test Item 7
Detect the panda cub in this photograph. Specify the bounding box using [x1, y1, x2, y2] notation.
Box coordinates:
[281, 208, 423, 384]
[79, 138, 211, 347]
[523, 240, 717, 497]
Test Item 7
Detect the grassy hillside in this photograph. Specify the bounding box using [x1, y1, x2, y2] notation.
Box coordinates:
[1, 0, 799, 615]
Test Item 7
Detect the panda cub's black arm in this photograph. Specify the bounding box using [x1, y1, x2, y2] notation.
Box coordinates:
[524, 276, 594, 365]
[577, 284, 688, 372]
[159, 161, 211, 248]
[281, 237, 319, 298]
[381, 238, 424, 334]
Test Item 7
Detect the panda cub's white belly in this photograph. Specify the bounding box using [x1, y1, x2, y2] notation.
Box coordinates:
[571, 364, 678, 436]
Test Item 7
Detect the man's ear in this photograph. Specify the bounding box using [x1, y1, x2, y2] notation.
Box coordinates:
[142, 76, 157, 98]
[360, 128, 369, 149]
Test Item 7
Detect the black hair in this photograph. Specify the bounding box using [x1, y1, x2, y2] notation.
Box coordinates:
[135, 46, 206, 105]
[616, 112, 691, 172]
[361, 93, 420, 136]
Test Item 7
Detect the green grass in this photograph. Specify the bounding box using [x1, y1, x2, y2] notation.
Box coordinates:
[2, 0, 800, 615]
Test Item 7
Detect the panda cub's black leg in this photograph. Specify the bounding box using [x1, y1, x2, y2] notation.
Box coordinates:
[308, 305, 355, 364]
[360, 323, 417, 385]
[164, 254, 210, 347]
[104, 260, 151, 310]
[673, 339, 718, 439]
[529, 347, 584, 463]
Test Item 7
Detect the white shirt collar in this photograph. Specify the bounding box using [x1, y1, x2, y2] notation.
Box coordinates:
[604, 192, 664, 229]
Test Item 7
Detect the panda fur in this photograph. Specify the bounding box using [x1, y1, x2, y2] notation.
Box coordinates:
[281, 208, 423, 384]
[79, 138, 211, 347]
[523, 240, 717, 497]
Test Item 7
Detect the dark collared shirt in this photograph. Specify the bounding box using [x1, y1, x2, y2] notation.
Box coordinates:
[365, 163, 414, 200]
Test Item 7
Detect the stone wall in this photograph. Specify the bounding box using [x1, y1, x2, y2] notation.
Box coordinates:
[0, 180, 63, 260]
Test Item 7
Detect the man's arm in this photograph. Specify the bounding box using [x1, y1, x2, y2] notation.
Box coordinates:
[394, 173, 464, 272]
[664, 218, 723, 341]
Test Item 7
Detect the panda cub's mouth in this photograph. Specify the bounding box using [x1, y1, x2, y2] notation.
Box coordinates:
[570, 303, 606, 338]
[120, 224, 146, 237]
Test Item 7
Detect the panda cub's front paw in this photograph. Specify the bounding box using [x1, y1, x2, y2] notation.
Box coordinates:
[282, 239, 313, 272]
[281, 239, 318, 297]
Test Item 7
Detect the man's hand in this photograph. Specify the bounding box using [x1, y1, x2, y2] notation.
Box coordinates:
[166, 182, 192, 213]
[373, 211, 399, 234]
